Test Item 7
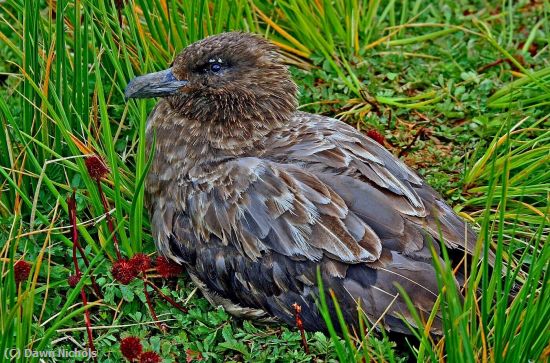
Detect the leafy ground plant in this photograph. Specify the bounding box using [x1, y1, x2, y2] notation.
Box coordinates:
[0, 0, 549, 362]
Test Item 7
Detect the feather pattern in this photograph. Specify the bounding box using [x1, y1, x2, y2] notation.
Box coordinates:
[146, 107, 479, 333]
[136, 32, 483, 335]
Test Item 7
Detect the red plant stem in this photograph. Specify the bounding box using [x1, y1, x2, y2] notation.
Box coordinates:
[80, 288, 96, 359]
[292, 303, 309, 354]
[144, 279, 188, 313]
[68, 191, 96, 359]
[77, 249, 102, 298]
[68, 192, 102, 298]
[96, 179, 122, 260]
[68, 195, 80, 273]
[143, 280, 167, 332]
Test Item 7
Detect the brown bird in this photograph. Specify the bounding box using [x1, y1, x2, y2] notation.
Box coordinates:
[125, 32, 480, 335]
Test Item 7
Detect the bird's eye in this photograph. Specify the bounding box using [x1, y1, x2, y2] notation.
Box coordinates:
[210, 63, 222, 73]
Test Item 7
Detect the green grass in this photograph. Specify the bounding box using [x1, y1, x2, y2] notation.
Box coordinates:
[0, 0, 548, 362]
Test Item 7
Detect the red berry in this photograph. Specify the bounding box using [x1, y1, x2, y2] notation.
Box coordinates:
[111, 259, 138, 285]
[139, 351, 161, 363]
[14, 260, 31, 283]
[366, 129, 385, 146]
[155, 256, 183, 278]
[129, 253, 152, 273]
[85, 155, 109, 180]
[120, 336, 143, 361]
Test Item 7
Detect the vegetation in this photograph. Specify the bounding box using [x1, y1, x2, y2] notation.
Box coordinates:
[0, 0, 548, 362]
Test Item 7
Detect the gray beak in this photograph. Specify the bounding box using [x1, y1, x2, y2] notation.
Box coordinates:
[124, 68, 188, 100]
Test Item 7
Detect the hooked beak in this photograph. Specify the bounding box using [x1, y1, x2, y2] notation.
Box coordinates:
[124, 68, 188, 100]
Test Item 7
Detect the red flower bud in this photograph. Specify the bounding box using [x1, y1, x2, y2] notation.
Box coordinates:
[68, 273, 82, 288]
[111, 259, 138, 285]
[155, 256, 183, 278]
[85, 154, 109, 180]
[14, 260, 31, 283]
[129, 253, 152, 274]
[366, 129, 386, 146]
[120, 336, 143, 361]
[139, 351, 161, 363]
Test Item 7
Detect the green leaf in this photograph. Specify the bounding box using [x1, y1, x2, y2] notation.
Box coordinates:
[119, 285, 135, 302]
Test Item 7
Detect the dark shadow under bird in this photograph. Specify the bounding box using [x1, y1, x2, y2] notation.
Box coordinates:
[125, 32, 483, 335]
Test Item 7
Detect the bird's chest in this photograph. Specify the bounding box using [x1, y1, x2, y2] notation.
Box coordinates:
[145, 141, 240, 212]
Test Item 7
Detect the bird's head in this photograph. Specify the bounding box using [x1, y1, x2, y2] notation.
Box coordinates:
[125, 32, 298, 129]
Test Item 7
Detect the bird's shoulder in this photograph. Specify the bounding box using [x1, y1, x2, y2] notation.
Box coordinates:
[261, 111, 426, 212]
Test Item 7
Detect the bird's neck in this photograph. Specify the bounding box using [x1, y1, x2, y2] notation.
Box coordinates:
[146, 100, 284, 176]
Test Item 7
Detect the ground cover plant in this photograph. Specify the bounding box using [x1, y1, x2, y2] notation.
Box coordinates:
[0, 0, 548, 362]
